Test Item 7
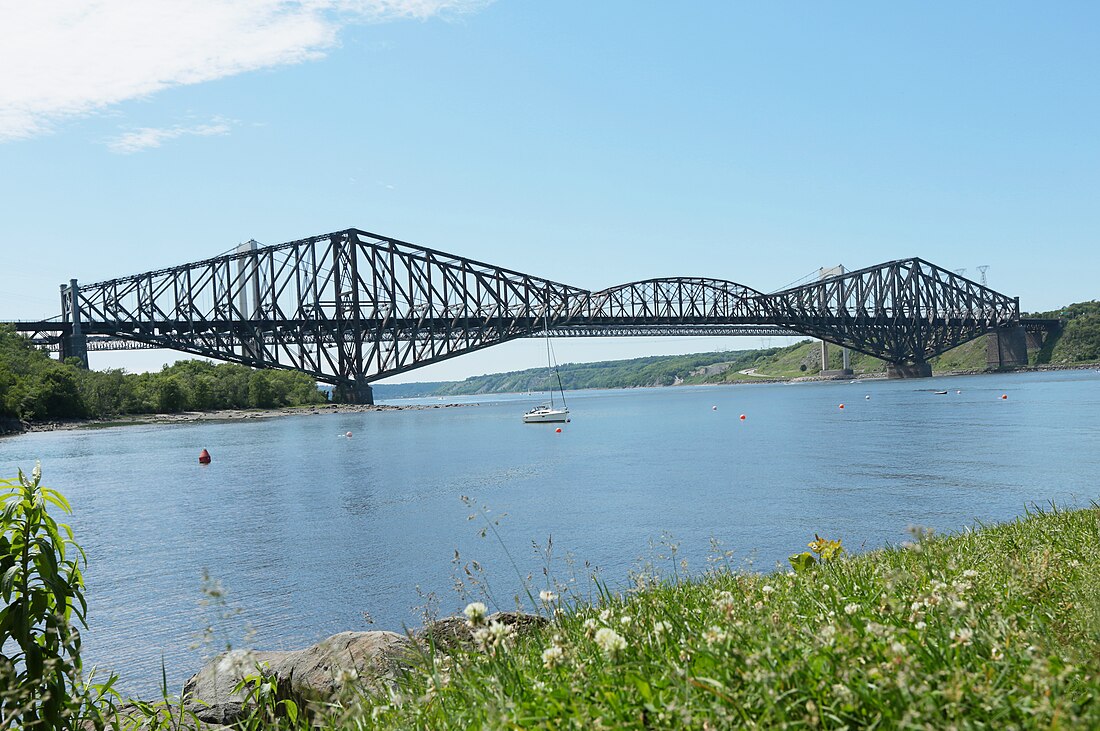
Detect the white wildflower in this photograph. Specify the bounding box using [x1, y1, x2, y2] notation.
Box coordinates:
[599, 608, 613, 623]
[620, 615, 633, 627]
[844, 603, 860, 616]
[890, 641, 907, 655]
[653, 620, 671, 638]
[539, 590, 558, 603]
[962, 569, 979, 579]
[950, 628, 973, 647]
[464, 601, 488, 627]
[914, 621, 927, 631]
[541, 645, 565, 669]
[594, 627, 627, 657]
[762, 584, 775, 596]
[703, 626, 728, 646]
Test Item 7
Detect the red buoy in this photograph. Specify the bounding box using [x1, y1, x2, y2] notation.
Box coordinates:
[555, 427, 562, 433]
[739, 414, 746, 421]
[198, 449, 211, 465]
[839, 403, 845, 409]
[1001, 394, 1007, 400]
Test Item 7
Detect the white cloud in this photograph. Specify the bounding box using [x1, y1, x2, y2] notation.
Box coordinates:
[107, 121, 233, 153]
[0, 0, 491, 142]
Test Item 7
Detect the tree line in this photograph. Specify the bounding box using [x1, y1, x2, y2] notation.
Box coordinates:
[0, 326, 327, 422]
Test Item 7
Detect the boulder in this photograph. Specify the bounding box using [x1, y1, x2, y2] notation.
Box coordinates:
[416, 611, 549, 652]
[182, 649, 288, 725]
[182, 632, 412, 724]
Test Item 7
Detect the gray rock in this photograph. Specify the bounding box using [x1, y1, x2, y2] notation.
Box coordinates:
[416, 611, 549, 652]
[182, 632, 412, 724]
[271, 630, 412, 701]
[182, 649, 288, 725]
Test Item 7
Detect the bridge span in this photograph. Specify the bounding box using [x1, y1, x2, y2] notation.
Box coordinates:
[6, 228, 1053, 403]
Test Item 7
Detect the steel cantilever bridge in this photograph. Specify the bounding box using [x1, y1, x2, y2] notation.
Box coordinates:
[14, 228, 1039, 404]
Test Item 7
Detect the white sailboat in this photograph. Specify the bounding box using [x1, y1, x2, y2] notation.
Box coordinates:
[523, 318, 570, 424]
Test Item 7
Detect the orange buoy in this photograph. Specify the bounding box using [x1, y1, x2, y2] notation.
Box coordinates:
[1000, 394, 1007, 400]
[198, 449, 211, 465]
[839, 403, 845, 409]
[739, 414, 746, 421]
[555, 427, 562, 433]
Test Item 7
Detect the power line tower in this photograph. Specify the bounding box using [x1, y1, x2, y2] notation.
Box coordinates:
[954, 268, 967, 277]
[977, 265, 990, 286]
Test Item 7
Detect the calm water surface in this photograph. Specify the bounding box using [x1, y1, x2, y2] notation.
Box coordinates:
[2, 370, 1099, 695]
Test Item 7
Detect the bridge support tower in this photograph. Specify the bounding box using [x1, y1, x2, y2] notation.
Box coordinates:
[334, 380, 374, 405]
[987, 325, 1028, 370]
[59, 279, 88, 367]
[886, 362, 932, 379]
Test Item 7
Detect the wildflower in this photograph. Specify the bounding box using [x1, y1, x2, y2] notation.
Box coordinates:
[962, 569, 979, 579]
[653, 620, 671, 638]
[594, 627, 627, 657]
[473, 620, 514, 653]
[844, 603, 860, 616]
[753, 601, 764, 611]
[890, 641, 907, 655]
[914, 621, 927, 631]
[541, 645, 565, 669]
[951, 599, 968, 612]
[762, 584, 775, 596]
[583, 618, 599, 638]
[990, 644, 1004, 661]
[464, 602, 488, 627]
[599, 608, 613, 623]
[540, 590, 558, 603]
[620, 615, 633, 627]
[703, 626, 728, 646]
[715, 591, 736, 616]
[950, 628, 973, 647]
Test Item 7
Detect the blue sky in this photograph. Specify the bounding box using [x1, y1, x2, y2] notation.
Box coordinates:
[1, 2, 1097, 382]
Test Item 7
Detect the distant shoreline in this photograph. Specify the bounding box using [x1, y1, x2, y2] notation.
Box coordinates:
[4, 402, 474, 437]
[4, 362, 1097, 439]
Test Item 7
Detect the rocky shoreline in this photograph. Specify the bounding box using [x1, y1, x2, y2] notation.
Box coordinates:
[4, 401, 474, 437]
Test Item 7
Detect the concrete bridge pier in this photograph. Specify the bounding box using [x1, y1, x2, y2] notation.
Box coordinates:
[886, 362, 932, 379]
[987, 325, 1029, 369]
[334, 380, 375, 405]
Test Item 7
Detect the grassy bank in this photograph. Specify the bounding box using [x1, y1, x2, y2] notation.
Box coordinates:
[354, 505, 1100, 729]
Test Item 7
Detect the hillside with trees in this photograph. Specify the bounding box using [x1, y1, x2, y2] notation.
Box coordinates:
[0, 325, 326, 426]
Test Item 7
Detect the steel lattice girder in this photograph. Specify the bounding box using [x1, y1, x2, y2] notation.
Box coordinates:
[61, 229, 1022, 387]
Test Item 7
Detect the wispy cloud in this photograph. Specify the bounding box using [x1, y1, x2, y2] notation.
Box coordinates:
[107, 121, 233, 154]
[0, 1, 492, 142]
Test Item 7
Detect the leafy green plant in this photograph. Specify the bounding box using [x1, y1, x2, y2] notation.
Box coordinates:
[789, 532, 845, 573]
[0, 464, 90, 728]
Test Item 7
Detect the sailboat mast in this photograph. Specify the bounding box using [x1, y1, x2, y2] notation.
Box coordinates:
[544, 313, 555, 408]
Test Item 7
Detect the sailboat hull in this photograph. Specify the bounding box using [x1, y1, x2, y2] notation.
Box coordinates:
[522, 408, 570, 423]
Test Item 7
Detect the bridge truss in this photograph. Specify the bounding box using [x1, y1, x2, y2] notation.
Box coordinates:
[13, 228, 1023, 402]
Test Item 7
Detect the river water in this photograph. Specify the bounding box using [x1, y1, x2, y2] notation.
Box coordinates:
[2, 369, 1099, 696]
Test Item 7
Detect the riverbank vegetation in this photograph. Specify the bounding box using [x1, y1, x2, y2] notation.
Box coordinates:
[0, 325, 326, 424]
[6, 464, 1100, 728]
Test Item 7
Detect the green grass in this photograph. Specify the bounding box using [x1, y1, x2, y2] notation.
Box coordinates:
[353, 506, 1100, 729]
[145, 504, 1100, 729]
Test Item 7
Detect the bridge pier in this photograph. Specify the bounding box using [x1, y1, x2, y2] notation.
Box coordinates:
[334, 380, 375, 405]
[59, 279, 88, 367]
[886, 362, 932, 379]
[987, 325, 1029, 370]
